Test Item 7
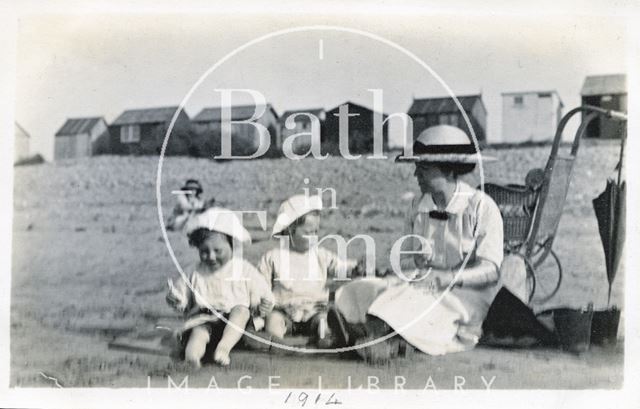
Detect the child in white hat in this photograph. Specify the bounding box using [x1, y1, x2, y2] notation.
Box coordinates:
[258, 194, 358, 348]
[166, 207, 274, 367]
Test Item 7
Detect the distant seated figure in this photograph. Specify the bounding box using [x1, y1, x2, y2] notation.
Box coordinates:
[167, 179, 207, 231]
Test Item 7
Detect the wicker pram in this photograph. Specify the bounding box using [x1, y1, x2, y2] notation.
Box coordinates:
[481, 105, 627, 303]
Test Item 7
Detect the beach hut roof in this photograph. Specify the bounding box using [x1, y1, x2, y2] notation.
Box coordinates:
[408, 94, 484, 116]
[112, 106, 182, 126]
[581, 74, 626, 96]
[55, 117, 104, 136]
[193, 104, 279, 122]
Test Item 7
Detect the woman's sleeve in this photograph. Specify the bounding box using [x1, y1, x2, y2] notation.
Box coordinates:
[400, 196, 422, 270]
[447, 195, 503, 287]
[473, 194, 504, 270]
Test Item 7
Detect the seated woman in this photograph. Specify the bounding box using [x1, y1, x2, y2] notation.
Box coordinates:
[335, 125, 504, 361]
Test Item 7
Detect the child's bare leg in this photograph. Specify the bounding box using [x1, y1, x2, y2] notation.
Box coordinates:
[214, 306, 250, 366]
[265, 310, 288, 339]
[184, 325, 210, 368]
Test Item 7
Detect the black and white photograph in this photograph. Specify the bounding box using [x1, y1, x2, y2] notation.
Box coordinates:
[0, 1, 638, 408]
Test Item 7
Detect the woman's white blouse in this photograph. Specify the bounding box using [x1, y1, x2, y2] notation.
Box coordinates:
[404, 180, 503, 270]
[403, 180, 504, 326]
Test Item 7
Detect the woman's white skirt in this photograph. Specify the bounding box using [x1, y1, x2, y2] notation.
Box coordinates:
[336, 279, 478, 355]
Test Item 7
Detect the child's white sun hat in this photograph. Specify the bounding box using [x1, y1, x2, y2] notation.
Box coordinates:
[272, 194, 323, 236]
[185, 207, 252, 243]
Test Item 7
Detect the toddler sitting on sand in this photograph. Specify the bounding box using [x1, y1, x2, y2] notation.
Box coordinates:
[258, 194, 358, 348]
[166, 207, 274, 366]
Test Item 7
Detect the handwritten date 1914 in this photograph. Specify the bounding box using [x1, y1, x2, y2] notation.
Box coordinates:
[283, 392, 342, 406]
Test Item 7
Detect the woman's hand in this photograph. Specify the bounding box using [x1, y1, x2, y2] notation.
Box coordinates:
[433, 273, 455, 291]
[412, 240, 434, 269]
[258, 297, 274, 316]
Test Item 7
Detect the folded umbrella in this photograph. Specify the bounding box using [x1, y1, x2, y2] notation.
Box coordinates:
[592, 178, 626, 305]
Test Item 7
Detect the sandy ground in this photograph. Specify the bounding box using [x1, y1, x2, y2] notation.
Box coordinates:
[10, 141, 625, 388]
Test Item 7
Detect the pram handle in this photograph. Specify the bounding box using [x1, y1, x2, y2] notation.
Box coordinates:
[606, 109, 628, 121]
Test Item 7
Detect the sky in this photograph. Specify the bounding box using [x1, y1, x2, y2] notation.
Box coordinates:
[14, 12, 629, 160]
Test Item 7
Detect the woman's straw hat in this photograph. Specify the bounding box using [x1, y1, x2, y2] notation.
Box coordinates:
[185, 207, 251, 243]
[272, 194, 323, 236]
[395, 125, 496, 164]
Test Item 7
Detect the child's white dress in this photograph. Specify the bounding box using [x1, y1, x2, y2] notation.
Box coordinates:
[168, 257, 274, 331]
[258, 246, 357, 323]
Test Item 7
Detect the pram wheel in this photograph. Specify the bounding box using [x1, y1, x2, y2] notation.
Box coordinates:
[527, 247, 563, 304]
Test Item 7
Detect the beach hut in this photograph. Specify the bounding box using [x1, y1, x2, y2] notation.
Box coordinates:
[407, 95, 487, 144]
[54, 117, 109, 160]
[279, 108, 325, 153]
[580, 74, 627, 139]
[501, 90, 564, 144]
[191, 104, 280, 157]
[323, 102, 388, 155]
[14, 122, 30, 163]
[109, 106, 191, 155]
